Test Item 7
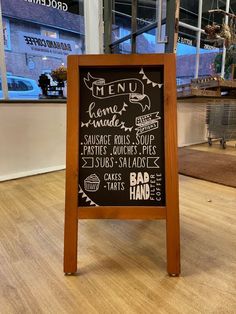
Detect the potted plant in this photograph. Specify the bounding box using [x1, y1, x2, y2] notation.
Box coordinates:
[51, 66, 67, 98]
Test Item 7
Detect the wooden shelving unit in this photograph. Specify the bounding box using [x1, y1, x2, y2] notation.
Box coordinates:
[177, 76, 236, 98]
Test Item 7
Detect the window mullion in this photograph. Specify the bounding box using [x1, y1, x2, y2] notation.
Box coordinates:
[131, 0, 137, 53]
[0, 1, 9, 99]
[195, 0, 203, 78]
[221, 0, 230, 78]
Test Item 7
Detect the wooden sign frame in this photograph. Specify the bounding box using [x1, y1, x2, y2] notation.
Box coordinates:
[64, 54, 180, 276]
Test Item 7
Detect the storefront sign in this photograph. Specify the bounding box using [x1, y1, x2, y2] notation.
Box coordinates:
[178, 36, 217, 50]
[178, 36, 193, 46]
[64, 54, 180, 276]
[23, 0, 80, 14]
[18, 32, 76, 58]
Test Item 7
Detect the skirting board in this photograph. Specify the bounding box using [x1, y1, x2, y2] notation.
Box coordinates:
[0, 165, 65, 182]
[178, 140, 207, 148]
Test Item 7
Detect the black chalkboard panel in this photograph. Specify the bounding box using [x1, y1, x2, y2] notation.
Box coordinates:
[78, 66, 165, 207]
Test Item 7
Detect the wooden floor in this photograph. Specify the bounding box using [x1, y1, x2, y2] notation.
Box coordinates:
[189, 140, 236, 157]
[0, 171, 236, 313]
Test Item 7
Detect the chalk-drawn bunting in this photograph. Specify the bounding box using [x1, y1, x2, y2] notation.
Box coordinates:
[79, 67, 165, 207]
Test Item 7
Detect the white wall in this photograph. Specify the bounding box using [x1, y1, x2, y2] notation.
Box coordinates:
[177, 101, 207, 147]
[0, 100, 215, 182]
[0, 102, 66, 181]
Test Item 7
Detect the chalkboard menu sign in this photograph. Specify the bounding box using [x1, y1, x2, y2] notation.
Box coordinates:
[64, 54, 180, 276]
[79, 67, 165, 207]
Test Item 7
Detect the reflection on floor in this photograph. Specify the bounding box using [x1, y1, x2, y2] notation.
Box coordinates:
[186, 140, 236, 157]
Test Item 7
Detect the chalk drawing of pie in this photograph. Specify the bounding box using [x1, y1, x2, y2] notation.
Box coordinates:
[84, 174, 100, 192]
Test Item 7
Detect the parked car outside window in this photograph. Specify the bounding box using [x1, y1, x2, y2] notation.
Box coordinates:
[0, 75, 41, 100]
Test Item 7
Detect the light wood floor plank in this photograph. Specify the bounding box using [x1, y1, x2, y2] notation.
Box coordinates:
[0, 171, 235, 313]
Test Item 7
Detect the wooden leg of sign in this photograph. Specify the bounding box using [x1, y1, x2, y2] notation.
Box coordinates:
[64, 55, 79, 274]
[166, 203, 181, 276]
[164, 54, 181, 276]
[64, 206, 78, 274]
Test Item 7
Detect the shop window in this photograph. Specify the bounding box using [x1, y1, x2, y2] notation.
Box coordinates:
[136, 27, 165, 54]
[137, 0, 167, 31]
[111, 39, 132, 54]
[112, 0, 132, 42]
[180, 0, 198, 27]
[199, 34, 220, 79]
[0, 0, 84, 100]
[110, 0, 167, 54]
[137, 0, 157, 30]
[176, 25, 198, 85]
[3, 18, 11, 50]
